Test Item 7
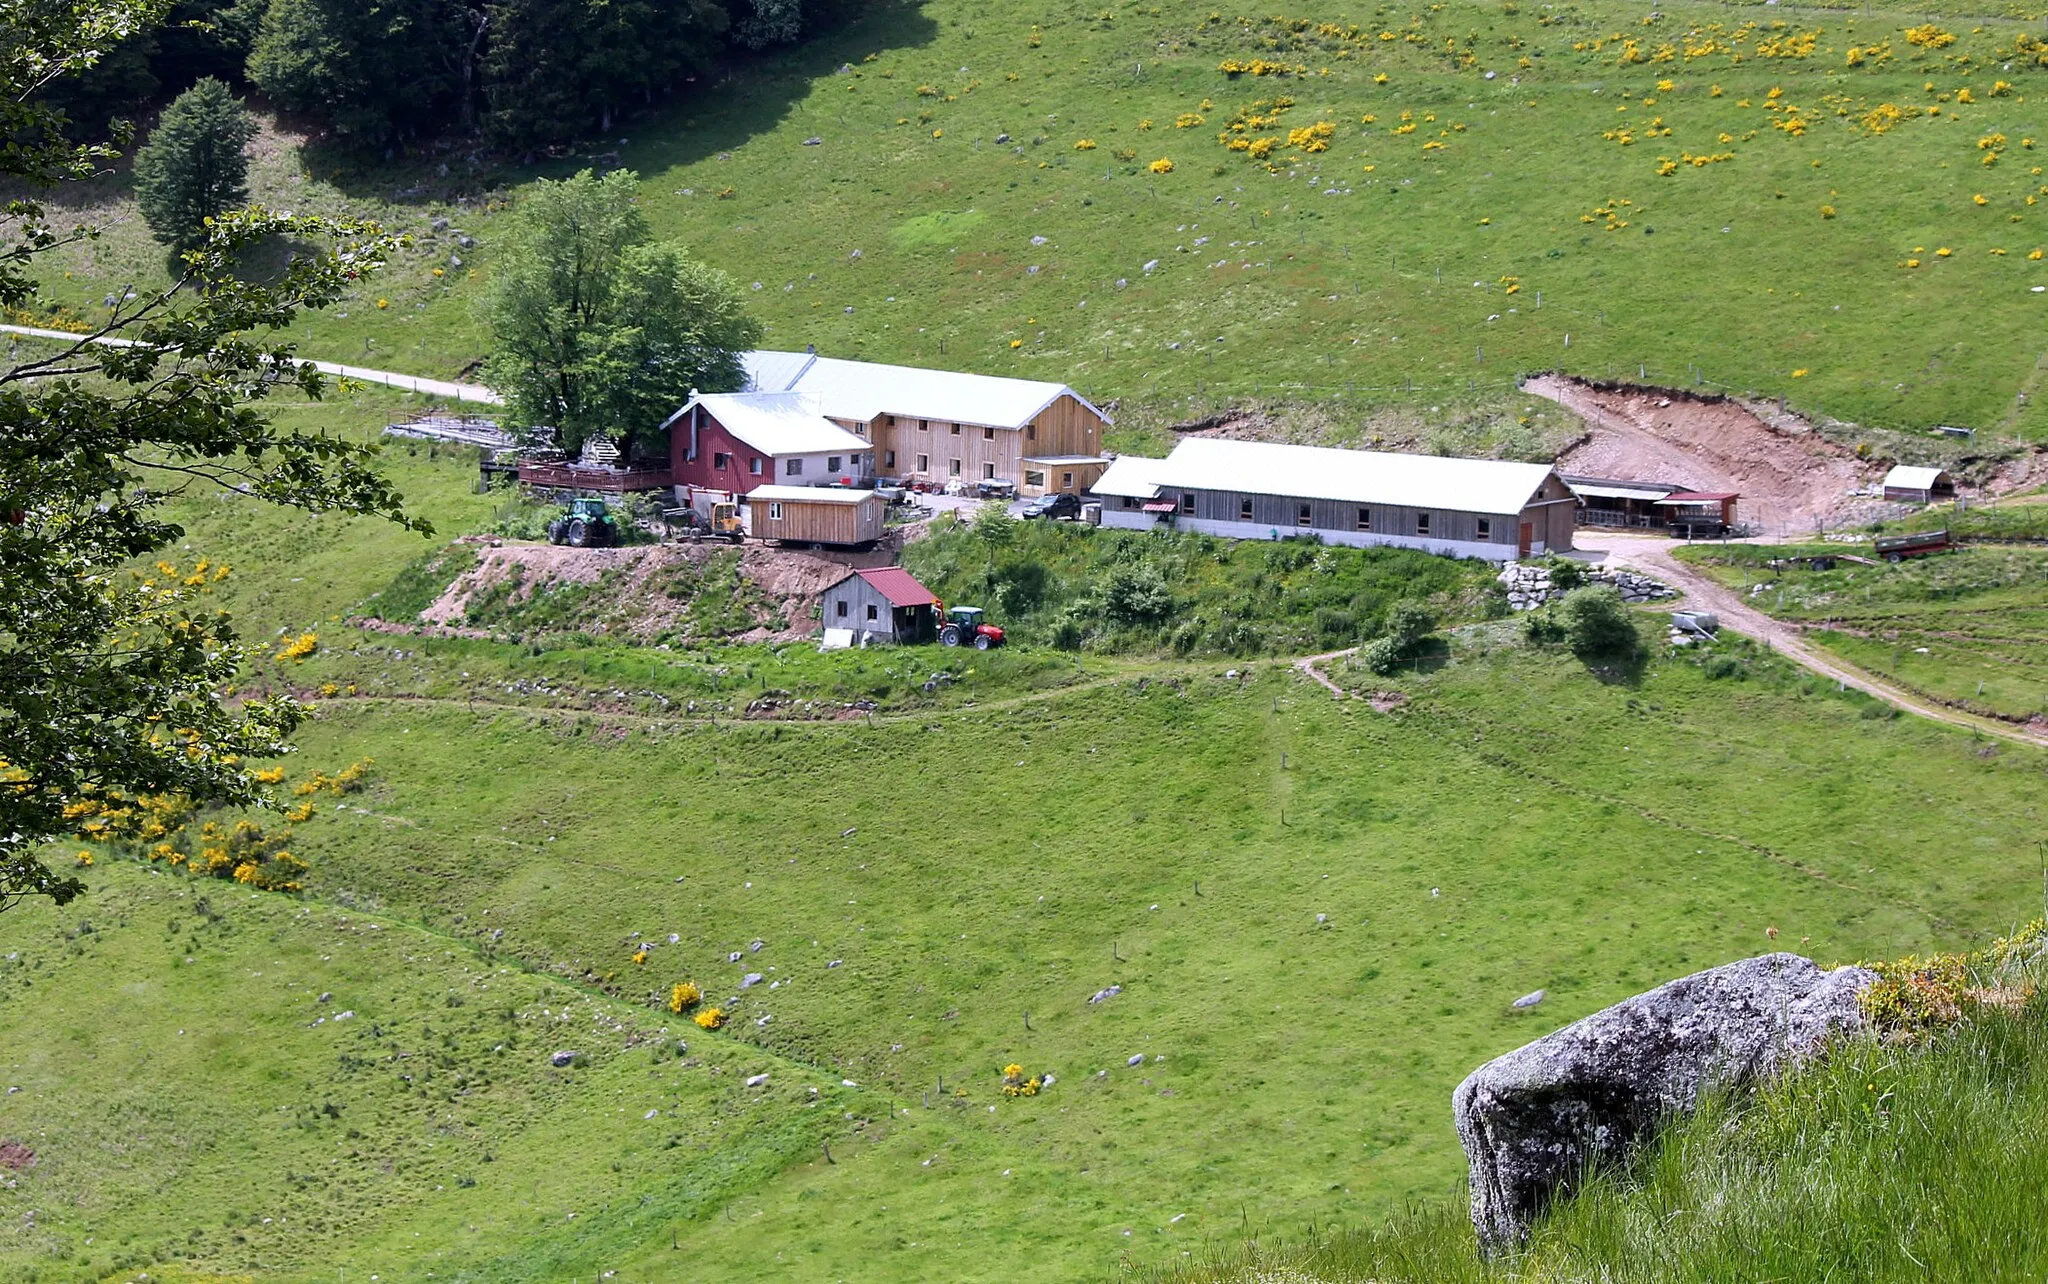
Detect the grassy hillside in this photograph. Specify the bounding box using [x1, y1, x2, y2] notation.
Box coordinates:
[1675, 541, 2048, 721]
[27, 0, 2048, 443]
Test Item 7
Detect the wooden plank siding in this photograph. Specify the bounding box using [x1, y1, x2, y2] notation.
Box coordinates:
[750, 495, 886, 546]
[853, 393, 1107, 492]
[820, 576, 918, 641]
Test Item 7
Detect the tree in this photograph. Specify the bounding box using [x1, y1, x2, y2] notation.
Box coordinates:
[248, 0, 468, 145]
[1558, 585, 1641, 658]
[132, 76, 256, 249]
[2, 0, 424, 911]
[733, 0, 801, 49]
[480, 0, 725, 148]
[479, 169, 759, 456]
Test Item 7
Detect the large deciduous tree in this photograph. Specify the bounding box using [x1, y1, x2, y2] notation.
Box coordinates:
[2, 0, 426, 911]
[479, 0, 724, 149]
[478, 168, 758, 456]
[247, 0, 469, 145]
[132, 75, 257, 249]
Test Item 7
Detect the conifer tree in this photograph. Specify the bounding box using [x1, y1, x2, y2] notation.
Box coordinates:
[131, 76, 256, 249]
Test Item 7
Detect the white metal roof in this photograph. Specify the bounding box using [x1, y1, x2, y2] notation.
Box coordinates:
[1570, 482, 1676, 501]
[1883, 465, 1950, 490]
[744, 484, 876, 504]
[1118, 438, 1558, 515]
[1089, 454, 1176, 499]
[673, 392, 871, 457]
[737, 349, 1107, 429]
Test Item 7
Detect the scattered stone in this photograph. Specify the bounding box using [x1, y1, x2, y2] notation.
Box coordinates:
[841, 827, 858, 838]
[1087, 985, 1122, 1004]
[644, 1109, 658, 1119]
[728, 951, 743, 963]
[1127, 1054, 1145, 1067]
[803, 136, 823, 146]
[1511, 989, 1545, 1009]
[1496, 561, 1675, 611]
[1030, 235, 1048, 245]
[741, 972, 764, 988]
[995, 133, 1011, 143]
[1453, 953, 1874, 1252]
[745, 1073, 769, 1087]
[317, 992, 332, 1003]
[550, 1050, 578, 1067]
[827, 959, 843, 968]
[750, 940, 765, 953]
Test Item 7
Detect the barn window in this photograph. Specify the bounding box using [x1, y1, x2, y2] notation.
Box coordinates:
[1239, 497, 1254, 521]
[712, 451, 731, 470]
[1122, 496, 1137, 509]
[836, 600, 848, 618]
[949, 458, 962, 476]
[1416, 512, 1431, 535]
[917, 453, 929, 472]
[749, 457, 763, 475]
[984, 462, 997, 480]
[883, 415, 895, 427]
[1297, 503, 1312, 527]
[827, 456, 842, 473]
[919, 419, 929, 432]
[1477, 518, 1492, 539]
[1061, 471, 1073, 489]
[1357, 508, 1371, 531]
[769, 502, 784, 520]
[1024, 470, 1046, 488]
[983, 425, 995, 441]
[950, 424, 962, 436]
[884, 450, 896, 468]
[1027, 425, 1037, 441]
[786, 458, 804, 476]
[866, 604, 879, 621]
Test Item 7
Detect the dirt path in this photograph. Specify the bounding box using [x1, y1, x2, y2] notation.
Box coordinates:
[1292, 647, 1358, 697]
[1586, 532, 2048, 749]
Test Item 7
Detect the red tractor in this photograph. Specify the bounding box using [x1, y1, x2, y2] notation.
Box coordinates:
[938, 605, 1005, 650]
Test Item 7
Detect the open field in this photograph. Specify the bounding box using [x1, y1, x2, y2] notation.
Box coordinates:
[1674, 541, 2048, 722]
[25, 0, 2048, 445]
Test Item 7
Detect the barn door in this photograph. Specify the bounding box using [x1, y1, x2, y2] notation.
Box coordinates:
[1518, 522, 1532, 557]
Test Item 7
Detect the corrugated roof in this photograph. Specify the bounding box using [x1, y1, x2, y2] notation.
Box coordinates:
[1568, 481, 1681, 501]
[1118, 438, 1559, 515]
[736, 349, 1108, 429]
[745, 484, 875, 504]
[674, 392, 871, 457]
[1883, 465, 1950, 490]
[1089, 454, 1175, 499]
[1657, 491, 1738, 504]
[851, 566, 938, 608]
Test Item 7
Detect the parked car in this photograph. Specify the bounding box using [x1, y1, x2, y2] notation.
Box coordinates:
[973, 478, 1018, 500]
[1020, 492, 1082, 521]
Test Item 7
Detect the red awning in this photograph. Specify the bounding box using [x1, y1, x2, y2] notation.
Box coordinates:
[1141, 501, 1179, 513]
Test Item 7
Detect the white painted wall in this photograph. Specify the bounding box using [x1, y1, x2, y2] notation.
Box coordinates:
[1100, 508, 1531, 560]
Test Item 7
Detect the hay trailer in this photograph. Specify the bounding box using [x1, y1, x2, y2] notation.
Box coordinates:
[746, 486, 887, 549]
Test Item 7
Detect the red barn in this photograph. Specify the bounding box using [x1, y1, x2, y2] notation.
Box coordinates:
[663, 392, 873, 496]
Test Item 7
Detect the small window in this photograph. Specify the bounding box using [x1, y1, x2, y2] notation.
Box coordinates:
[1122, 496, 1137, 509]
[950, 424, 961, 436]
[836, 600, 848, 618]
[786, 458, 804, 476]
[949, 458, 962, 476]
[1024, 470, 1046, 488]
[916, 453, 929, 472]
[883, 414, 895, 427]
[1297, 503, 1313, 528]
[769, 502, 783, 520]
[713, 451, 731, 470]
[1416, 512, 1431, 536]
[884, 450, 896, 468]
[918, 419, 929, 432]
[1357, 507, 1371, 532]
[1180, 492, 1195, 514]
[749, 456, 763, 476]
[1477, 518, 1492, 539]
[984, 462, 997, 480]
[827, 456, 842, 473]
[1061, 471, 1073, 489]
[1027, 425, 1037, 441]
[983, 425, 995, 441]
[866, 604, 879, 621]
[1239, 497, 1254, 521]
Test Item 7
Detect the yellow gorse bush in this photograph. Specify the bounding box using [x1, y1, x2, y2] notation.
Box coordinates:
[669, 981, 702, 1013]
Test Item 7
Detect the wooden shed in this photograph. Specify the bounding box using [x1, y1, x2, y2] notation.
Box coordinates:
[1882, 465, 1956, 504]
[746, 485, 886, 547]
[818, 567, 939, 645]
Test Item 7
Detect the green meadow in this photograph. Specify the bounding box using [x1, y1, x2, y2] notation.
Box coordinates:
[2, 401, 2047, 1280]
[27, 0, 2048, 441]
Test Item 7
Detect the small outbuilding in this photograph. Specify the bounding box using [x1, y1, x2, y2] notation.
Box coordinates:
[746, 485, 886, 547]
[818, 567, 940, 645]
[1882, 465, 1956, 504]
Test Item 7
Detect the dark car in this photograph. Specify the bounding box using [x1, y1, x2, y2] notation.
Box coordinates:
[1020, 492, 1082, 521]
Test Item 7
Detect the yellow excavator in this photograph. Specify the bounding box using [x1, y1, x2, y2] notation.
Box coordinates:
[662, 499, 744, 545]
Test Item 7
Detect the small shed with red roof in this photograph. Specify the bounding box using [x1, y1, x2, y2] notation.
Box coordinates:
[818, 566, 941, 645]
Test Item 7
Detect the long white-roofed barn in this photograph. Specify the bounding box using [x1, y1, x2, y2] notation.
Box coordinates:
[1092, 437, 1576, 560]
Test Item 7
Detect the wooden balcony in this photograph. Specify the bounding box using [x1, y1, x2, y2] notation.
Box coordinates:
[515, 462, 674, 493]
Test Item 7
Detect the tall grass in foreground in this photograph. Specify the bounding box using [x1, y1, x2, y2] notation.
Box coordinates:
[1153, 993, 2048, 1284]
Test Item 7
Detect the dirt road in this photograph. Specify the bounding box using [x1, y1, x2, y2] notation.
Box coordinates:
[1586, 532, 2048, 749]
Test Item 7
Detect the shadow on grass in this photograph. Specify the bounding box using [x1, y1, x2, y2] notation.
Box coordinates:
[305, 1, 940, 206]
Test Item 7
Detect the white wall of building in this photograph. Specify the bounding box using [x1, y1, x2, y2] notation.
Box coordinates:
[1099, 509, 1533, 560]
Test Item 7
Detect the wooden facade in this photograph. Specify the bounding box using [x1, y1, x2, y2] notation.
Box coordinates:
[818, 572, 936, 644]
[844, 392, 1106, 495]
[747, 487, 886, 546]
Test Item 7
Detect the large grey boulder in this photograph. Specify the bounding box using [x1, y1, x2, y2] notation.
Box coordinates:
[1452, 952, 1875, 1252]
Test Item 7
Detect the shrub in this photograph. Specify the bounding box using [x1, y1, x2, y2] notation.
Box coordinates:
[1701, 653, 1747, 680]
[1101, 562, 1174, 625]
[1523, 610, 1568, 646]
[1313, 607, 1358, 646]
[1546, 557, 1587, 591]
[1358, 636, 1405, 674]
[1382, 600, 1437, 649]
[1558, 586, 1639, 657]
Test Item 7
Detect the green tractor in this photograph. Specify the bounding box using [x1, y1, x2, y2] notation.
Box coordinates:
[546, 497, 621, 548]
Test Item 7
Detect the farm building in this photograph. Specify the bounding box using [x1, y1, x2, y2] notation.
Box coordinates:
[737, 349, 1110, 496]
[1564, 476, 1685, 528]
[663, 392, 874, 496]
[1092, 438, 1575, 560]
[818, 567, 940, 645]
[1656, 491, 1739, 537]
[1882, 465, 1956, 504]
[745, 484, 886, 547]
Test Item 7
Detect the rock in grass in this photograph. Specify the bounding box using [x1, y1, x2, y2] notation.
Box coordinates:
[1453, 953, 1873, 1253]
[550, 1050, 578, 1067]
[741, 972, 764, 988]
[1511, 989, 1545, 1008]
[745, 1073, 769, 1087]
